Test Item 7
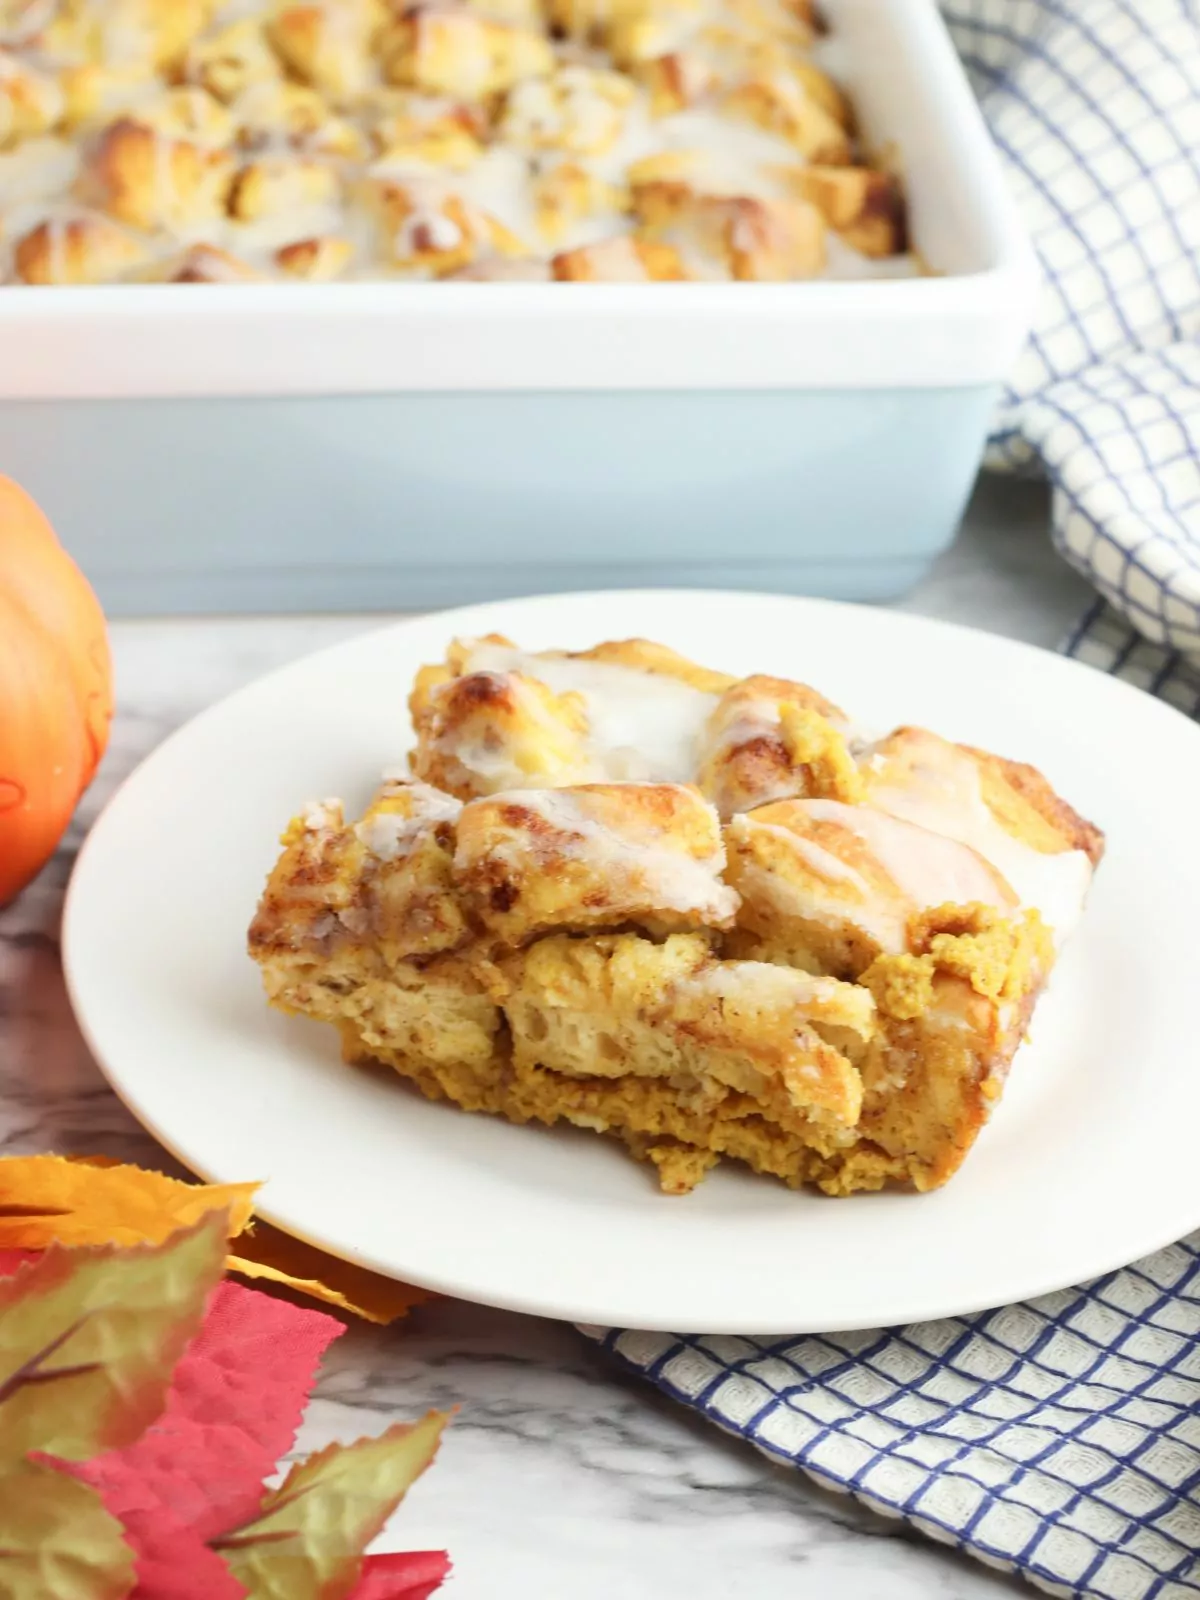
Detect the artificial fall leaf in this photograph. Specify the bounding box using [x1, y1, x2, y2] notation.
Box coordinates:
[72, 1280, 344, 1555]
[0, 1458, 135, 1600]
[0, 1155, 429, 1328]
[90, 1503, 245, 1600]
[228, 1223, 432, 1326]
[349, 1551, 451, 1600]
[0, 1212, 228, 1467]
[214, 1412, 448, 1600]
[0, 1155, 258, 1250]
[0, 1248, 39, 1276]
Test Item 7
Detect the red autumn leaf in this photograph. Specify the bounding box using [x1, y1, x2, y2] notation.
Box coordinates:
[111, 1502, 245, 1600]
[76, 1282, 344, 1538]
[0, 1249, 38, 1276]
[3, 1223, 451, 1600]
[65, 1280, 345, 1598]
[349, 1551, 451, 1600]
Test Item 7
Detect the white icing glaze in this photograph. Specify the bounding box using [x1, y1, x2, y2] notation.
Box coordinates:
[753, 822, 873, 893]
[705, 695, 780, 746]
[469, 785, 739, 922]
[357, 780, 462, 860]
[799, 798, 1015, 920]
[0, 0, 922, 284]
[301, 797, 342, 832]
[397, 204, 463, 253]
[462, 641, 719, 784]
[699, 696, 799, 814]
[728, 812, 908, 952]
[866, 739, 1093, 943]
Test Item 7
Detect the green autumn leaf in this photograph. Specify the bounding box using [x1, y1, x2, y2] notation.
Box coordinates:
[0, 1211, 228, 1466]
[0, 1458, 134, 1600]
[215, 1412, 448, 1600]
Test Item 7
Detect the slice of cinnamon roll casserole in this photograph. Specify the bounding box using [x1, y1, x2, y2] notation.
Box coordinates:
[249, 635, 1103, 1196]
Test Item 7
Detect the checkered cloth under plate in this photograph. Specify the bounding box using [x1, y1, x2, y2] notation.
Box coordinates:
[581, 1230, 1200, 1599]
[941, 0, 1200, 655]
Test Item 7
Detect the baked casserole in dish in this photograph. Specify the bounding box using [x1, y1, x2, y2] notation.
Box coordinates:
[0, 0, 1037, 613]
[0, 0, 911, 282]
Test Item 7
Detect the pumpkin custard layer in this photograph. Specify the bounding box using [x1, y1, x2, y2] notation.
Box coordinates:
[249, 636, 1104, 1196]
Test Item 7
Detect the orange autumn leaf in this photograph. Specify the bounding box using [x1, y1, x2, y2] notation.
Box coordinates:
[0, 1155, 429, 1327]
[228, 1222, 433, 1326]
[0, 1155, 258, 1250]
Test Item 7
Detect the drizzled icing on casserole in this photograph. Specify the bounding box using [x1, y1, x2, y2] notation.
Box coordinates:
[432, 639, 1098, 943]
[457, 783, 741, 923]
[0, 0, 918, 282]
[460, 639, 720, 783]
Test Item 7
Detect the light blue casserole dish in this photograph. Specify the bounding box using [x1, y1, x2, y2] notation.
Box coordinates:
[0, 0, 1036, 615]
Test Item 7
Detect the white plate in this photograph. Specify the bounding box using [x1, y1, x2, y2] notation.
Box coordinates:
[64, 591, 1200, 1334]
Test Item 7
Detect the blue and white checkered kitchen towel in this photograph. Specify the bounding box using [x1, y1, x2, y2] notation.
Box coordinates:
[582, 18, 1200, 1594]
[583, 1233, 1200, 1598]
[946, 0, 1200, 656]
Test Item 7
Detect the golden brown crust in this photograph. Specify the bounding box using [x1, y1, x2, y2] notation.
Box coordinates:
[378, 7, 554, 97]
[0, 52, 63, 147]
[135, 242, 262, 281]
[723, 72, 853, 162]
[275, 234, 354, 279]
[180, 16, 281, 104]
[962, 745, 1106, 866]
[364, 90, 484, 166]
[410, 664, 592, 797]
[792, 165, 906, 257]
[633, 50, 716, 114]
[267, 0, 386, 98]
[632, 176, 826, 280]
[698, 674, 860, 818]
[867, 726, 1105, 865]
[232, 82, 365, 156]
[358, 177, 526, 275]
[13, 213, 148, 283]
[453, 782, 738, 943]
[227, 154, 339, 221]
[78, 116, 235, 230]
[59, 60, 156, 130]
[551, 235, 688, 281]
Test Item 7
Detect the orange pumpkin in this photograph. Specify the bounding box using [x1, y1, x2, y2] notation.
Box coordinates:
[0, 476, 113, 905]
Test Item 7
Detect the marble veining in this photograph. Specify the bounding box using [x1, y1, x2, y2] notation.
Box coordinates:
[0, 481, 1089, 1598]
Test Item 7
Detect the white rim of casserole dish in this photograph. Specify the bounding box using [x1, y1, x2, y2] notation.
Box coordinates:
[0, 0, 1039, 397]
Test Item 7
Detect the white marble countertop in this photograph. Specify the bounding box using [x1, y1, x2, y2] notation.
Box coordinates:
[0, 477, 1094, 1600]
